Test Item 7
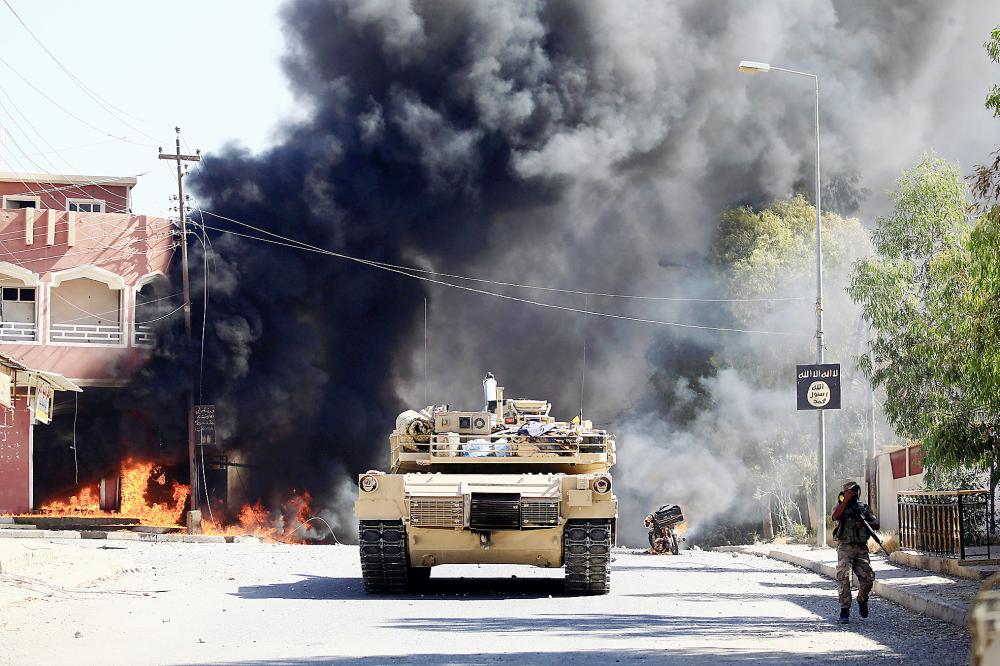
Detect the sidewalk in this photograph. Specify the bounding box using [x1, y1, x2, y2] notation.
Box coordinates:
[0, 538, 134, 607]
[717, 543, 981, 626]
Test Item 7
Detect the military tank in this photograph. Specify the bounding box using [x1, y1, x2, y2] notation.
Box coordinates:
[355, 373, 618, 595]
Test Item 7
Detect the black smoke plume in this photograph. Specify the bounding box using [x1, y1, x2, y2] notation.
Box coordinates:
[35, 1, 998, 540]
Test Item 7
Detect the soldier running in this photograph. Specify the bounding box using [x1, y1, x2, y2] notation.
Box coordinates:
[831, 480, 879, 624]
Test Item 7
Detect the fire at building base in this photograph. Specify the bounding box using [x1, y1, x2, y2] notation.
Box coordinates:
[2, 457, 332, 544]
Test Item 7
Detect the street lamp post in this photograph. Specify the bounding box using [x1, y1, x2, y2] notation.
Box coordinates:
[738, 60, 827, 548]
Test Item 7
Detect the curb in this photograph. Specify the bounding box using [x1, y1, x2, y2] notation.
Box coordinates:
[0, 528, 81, 540]
[0, 529, 262, 544]
[723, 546, 969, 627]
[890, 550, 997, 582]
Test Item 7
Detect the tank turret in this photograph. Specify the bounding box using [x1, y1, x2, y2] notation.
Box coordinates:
[356, 373, 618, 595]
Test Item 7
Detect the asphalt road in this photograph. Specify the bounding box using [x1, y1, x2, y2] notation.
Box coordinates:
[0, 540, 970, 665]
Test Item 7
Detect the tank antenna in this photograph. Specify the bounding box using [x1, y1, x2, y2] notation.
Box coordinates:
[580, 295, 588, 421]
[423, 297, 428, 407]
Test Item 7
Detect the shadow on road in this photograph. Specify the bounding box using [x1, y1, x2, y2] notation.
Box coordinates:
[193, 647, 879, 665]
[234, 574, 566, 601]
[381, 612, 819, 640]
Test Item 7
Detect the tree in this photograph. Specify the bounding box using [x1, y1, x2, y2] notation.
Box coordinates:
[848, 156, 998, 476]
[712, 195, 869, 533]
[971, 25, 1000, 217]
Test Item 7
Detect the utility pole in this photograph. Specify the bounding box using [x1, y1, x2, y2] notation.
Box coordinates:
[738, 60, 827, 547]
[159, 127, 202, 534]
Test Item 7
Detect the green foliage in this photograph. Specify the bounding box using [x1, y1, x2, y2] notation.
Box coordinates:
[986, 26, 1000, 118]
[849, 156, 1000, 478]
[712, 195, 868, 384]
[972, 25, 1000, 220]
[712, 196, 869, 517]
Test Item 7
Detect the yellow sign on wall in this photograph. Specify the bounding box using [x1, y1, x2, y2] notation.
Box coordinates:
[0, 373, 11, 410]
[34, 382, 52, 424]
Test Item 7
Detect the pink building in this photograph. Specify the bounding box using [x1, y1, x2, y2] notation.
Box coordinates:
[0, 172, 176, 512]
[0, 172, 134, 215]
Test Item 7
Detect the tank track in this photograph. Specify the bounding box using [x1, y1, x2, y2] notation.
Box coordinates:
[358, 520, 411, 593]
[563, 519, 612, 595]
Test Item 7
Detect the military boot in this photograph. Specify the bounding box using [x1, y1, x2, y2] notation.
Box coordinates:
[858, 599, 869, 618]
[838, 608, 850, 624]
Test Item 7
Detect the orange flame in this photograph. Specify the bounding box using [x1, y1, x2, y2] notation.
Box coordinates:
[6, 458, 324, 543]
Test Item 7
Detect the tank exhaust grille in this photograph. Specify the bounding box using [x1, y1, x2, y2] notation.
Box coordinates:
[520, 498, 560, 527]
[409, 497, 464, 528]
[469, 493, 521, 530]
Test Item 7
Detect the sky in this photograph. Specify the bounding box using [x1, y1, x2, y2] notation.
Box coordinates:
[0, 0, 293, 217]
[0, 1, 995, 222]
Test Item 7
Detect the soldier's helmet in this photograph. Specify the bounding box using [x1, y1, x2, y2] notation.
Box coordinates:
[842, 480, 861, 493]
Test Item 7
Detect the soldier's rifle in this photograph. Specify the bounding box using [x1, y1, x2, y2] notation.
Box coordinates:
[839, 491, 890, 558]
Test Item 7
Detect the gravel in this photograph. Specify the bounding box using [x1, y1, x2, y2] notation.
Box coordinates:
[0, 540, 970, 665]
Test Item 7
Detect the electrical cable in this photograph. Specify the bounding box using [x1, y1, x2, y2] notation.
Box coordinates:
[199, 209, 811, 304]
[200, 222, 805, 337]
[71, 391, 78, 485]
[2, 0, 164, 143]
[133, 303, 186, 325]
[187, 206, 217, 527]
[276, 516, 342, 545]
[0, 53, 147, 146]
[0, 82, 136, 203]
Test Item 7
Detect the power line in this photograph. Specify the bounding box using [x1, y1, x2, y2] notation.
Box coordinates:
[199, 221, 805, 337]
[0, 82, 137, 203]
[0, 243, 177, 268]
[198, 210, 811, 304]
[2, 0, 163, 143]
[0, 53, 149, 147]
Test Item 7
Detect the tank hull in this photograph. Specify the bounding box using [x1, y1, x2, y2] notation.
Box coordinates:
[355, 471, 617, 568]
[408, 525, 564, 567]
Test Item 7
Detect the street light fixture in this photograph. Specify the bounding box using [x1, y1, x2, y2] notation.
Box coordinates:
[739, 59, 828, 548]
[737, 61, 770, 74]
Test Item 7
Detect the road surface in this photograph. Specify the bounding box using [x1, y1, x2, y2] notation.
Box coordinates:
[0, 540, 969, 665]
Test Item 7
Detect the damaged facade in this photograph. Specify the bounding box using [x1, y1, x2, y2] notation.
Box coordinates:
[0, 172, 176, 512]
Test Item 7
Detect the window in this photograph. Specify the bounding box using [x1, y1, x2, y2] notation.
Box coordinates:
[889, 449, 907, 480]
[0, 286, 36, 326]
[67, 199, 105, 213]
[2, 195, 40, 210]
[1, 288, 34, 302]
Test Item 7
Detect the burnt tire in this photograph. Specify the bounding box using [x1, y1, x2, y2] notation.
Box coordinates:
[564, 519, 612, 595]
[358, 520, 410, 594]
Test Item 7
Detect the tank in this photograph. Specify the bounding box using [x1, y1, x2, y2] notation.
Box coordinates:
[355, 374, 618, 595]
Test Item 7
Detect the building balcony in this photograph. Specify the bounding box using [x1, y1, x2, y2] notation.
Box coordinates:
[0, 321, 37, 342]
[134, 324, 154, 347]
[49, 323, 122, 345]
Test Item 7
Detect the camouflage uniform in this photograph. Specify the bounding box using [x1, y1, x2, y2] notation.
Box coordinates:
[833, 501, 877, 610]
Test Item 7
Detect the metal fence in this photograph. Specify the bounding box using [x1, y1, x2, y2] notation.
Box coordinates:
[897, 490, 993, 560]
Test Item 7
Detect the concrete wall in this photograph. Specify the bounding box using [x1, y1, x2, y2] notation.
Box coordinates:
[875, 445, 926, 533]
[0, 181, 129, 214]
[0, 208, 175, 383]
[50, 278, 120, 327]
[0, 394, 34, 513]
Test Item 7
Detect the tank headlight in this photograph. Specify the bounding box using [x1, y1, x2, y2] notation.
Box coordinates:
[592, 476, 612, 494]
[359, 475, 379, 493]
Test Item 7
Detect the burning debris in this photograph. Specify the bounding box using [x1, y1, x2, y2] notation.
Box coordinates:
[644, 504, 686, 555]
[3, 459, 331, 544]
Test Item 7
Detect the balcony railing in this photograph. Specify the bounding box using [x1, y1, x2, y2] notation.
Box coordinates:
[134, 323, 154, 346]
[50, 323, 122, 345]
[0, 321, 37, 342]
[897, 490, 994, 560]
